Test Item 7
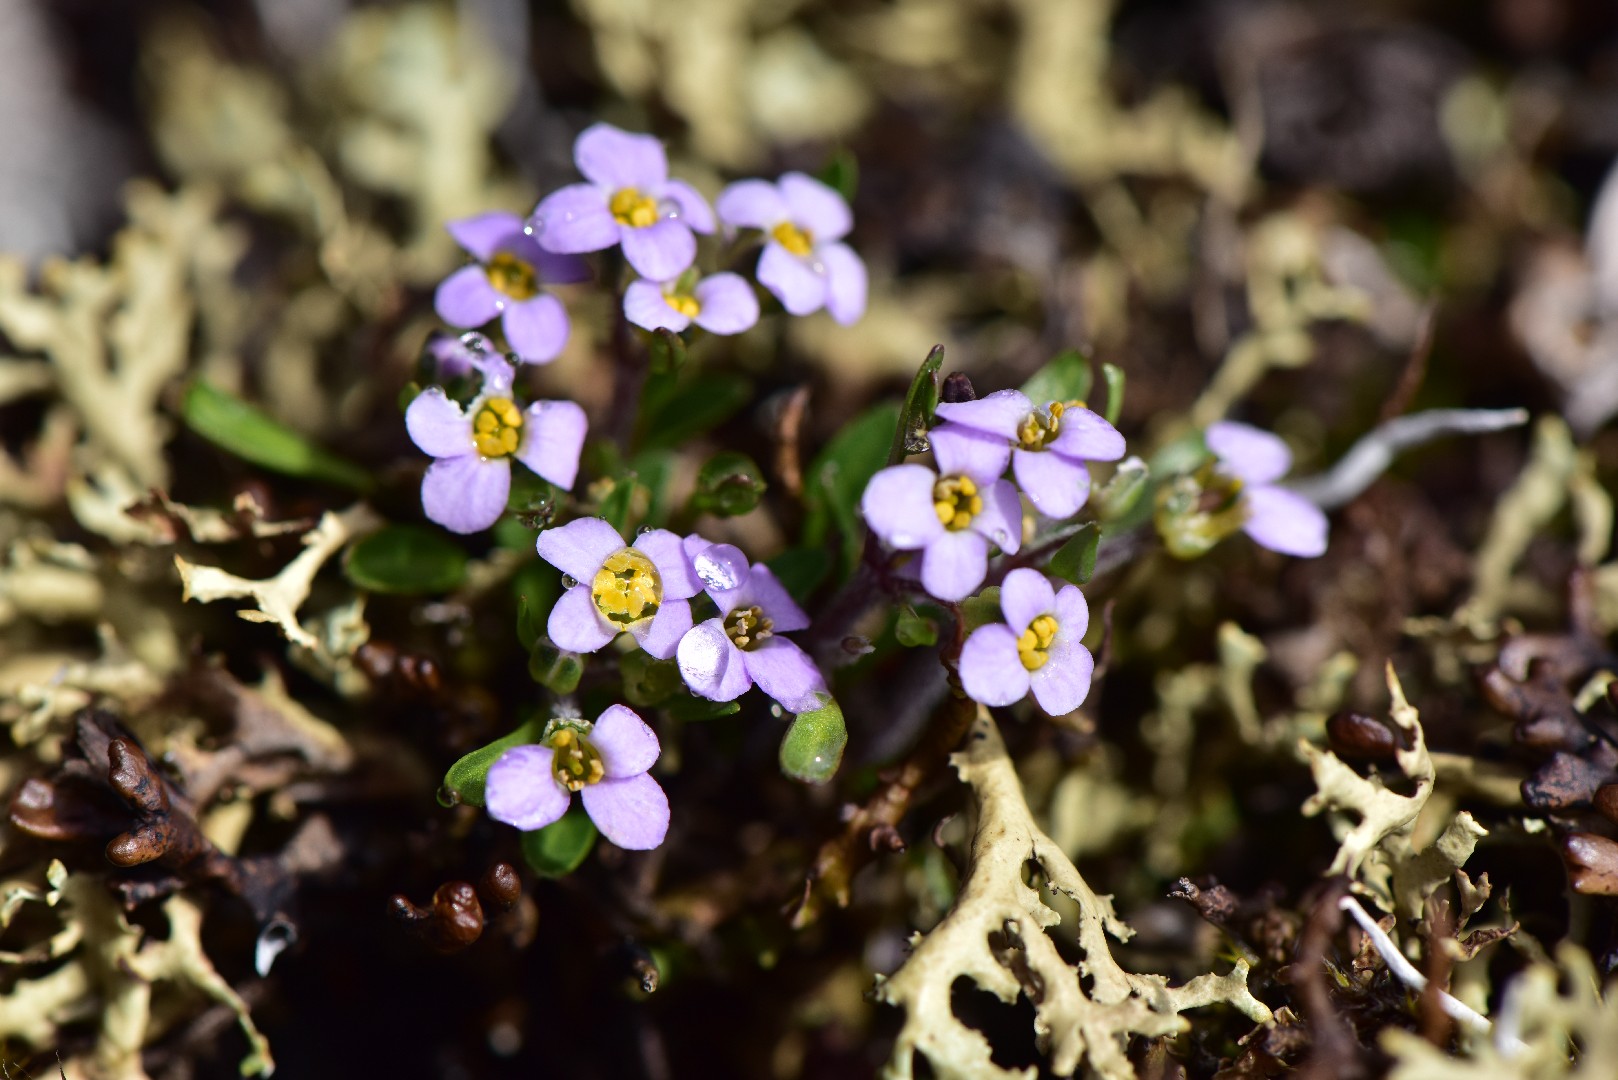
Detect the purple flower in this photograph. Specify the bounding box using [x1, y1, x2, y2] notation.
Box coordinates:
[960, 568, 1094, 716]
[531, 123, 715, 282]
[1206, 421, 1329, 557]
[423, 330, 494, 381]
[405, 356, 586, 534]
[715, 173, 866, 325]
[536, 518, 703, 659]
[624, 272, 759, 335]
[434, 211, 589, 364]
[932, 389, 1125, 519]
[677, 558, 827, 713]
[485, 706, 669, 850]
[859, 431, 1022, 602]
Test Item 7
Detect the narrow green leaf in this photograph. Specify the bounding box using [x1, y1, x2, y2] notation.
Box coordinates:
[690, 451, 767, 517]
[520, 807, 597, 878]
[818, 148, 858, 203]
[1020, 349, 1093, 407]
[597, 476, 641, 535]
[512, 562, 560, 652]
[182, 381, 372, 491]
[804, 403, 899, 577]
[638, 373, 754, 451]
[780, 695, 847, 784]
[440, 718, 545, 807]
[647, 327, 687, 375]
[1046, 523, 1101, 585]
[344, 524, 467, 595]
[895, 604, 939, 648]
[665, 696, 742, 722]
[529, 643, 584, 693]
[890, 345, 946, 466]
[1100, 363, 1126, 425]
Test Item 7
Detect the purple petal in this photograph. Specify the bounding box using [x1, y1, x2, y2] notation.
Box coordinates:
[574, 123, 668, 191]
[757, 242, 827, 316]
[426, 331, 481, 380]
[422, 454, 510, 534]
[1206, 421, 1292, 485]
[1029, 637, 1093, 715]
[684, 537, 750, 594]
[447, 211, 526, 262]
[960, 624, 1031, 707]
[516, 400, 587, 490]
[1048, 408, 1126, 462]
[532, 184, 618, 253]
[999, 568, 1057, 631]
[676, 619, 753, 702]
[1053, 582, 1090, 641]
[934, 389, 1032, 441]
[969, 479, 1023, 554]
[779, 172, 851, 240]
[819, 241, 867, 325]
[636, 528, 702, 600]
[581, 771, 669, 850]
[1012, 447, 1091, 519]
[1242, 485, 1329, 557]
[405, 388, 471, 458]
[591, 704, 660, 778]
[715, 179, 787, 230]
[532, 248, 592, 285]
[536, 517, 625, 580]
[861, 464, 945, 550]
[743, 638, 827, 713]
[920, 530, 989, 601]
[660, 179, 716, 233]
[473, 352, 516, 395]
[725, 565, 809, 632]
[932, 426, 1012, 483]
[692, 273, 759, 335]
[624, 280, 690, 332]
[547, 584, 617, 653]
[501, 293, 570, 363]
[628, 598, 692, 660]
[434, 265, 502, 328]
[485, 745, 568, 830]
[620, 220, 696, 281]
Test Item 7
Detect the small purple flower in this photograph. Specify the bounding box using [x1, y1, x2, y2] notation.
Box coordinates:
[406, 356, 586, 534]
[434, 211, 589, 364]
[960, 568, 1094, 715]
[531, 123, 715, 282]
[423, 330, 494, 381]
[677, 558, 827, 713]
[1206, 421, 1329, 557]
[859, 432, 1022, 602]
[536, 518, 702, 659]
[932, 389, 1125, 520]
[485, 706, 669, 850]
[715, 173, 866, 325]
[624, 272, 759, 335]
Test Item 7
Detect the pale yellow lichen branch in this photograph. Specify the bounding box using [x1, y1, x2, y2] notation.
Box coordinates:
[876, 709, 1270, 1080]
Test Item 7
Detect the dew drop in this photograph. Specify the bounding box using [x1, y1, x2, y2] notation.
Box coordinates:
[692, 542, 748, 592]
[493, 299, 506, 312]
[811, 261, 826, 275]
[255, 918, 298, 977]
[561, 574, 578, 589]
[658, 197, 681, 221]
[460, 332, 490, 353]
[525, 212, 544, 234]
[680, 627, 724, 682]
[637, 524, 654, 536]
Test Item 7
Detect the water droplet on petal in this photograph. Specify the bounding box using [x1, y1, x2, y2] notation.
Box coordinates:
[493, 299, 506, 312]
[460, 332, 491, 353]
[658, 197, 681, 221]
[526, 213, 544, 234]
[680, 627, 724, 683]
[522, 223, 536, 236]
[693, 551, 742, 592]
[561, 574, 578, 589]
[811, 261, 826, 275]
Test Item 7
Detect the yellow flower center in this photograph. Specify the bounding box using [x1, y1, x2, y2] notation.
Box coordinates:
[1017, 614, 1059, 671]
[547, 726, 605, 792]
[667, 292, 701, 318]
[771, 221, 814, 257]
[723, 605, 774, 652]
[933, 475, 982, 531]
[591, 548, 662, 628]
[472, 397, 523, 458]
[485, 252, 539, 301]
[610, 187, 661, 229]
[1016, 400, 1086, 451]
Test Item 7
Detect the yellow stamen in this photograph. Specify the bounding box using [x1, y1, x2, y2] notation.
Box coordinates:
[771, 221, 814, 257]
[932, 475, 982, 531]
[1017, 614, 1059, 671]
[471, 396, 523, 458]
[591, 548, 662, 628]
[1017, 400, 1087, 451]
[668, 293, 701, 318]
[723, 605, 774, 651]
[547, 726, 606, 792]
[485, 252, 539, 301]
[610, 187, 661, 229]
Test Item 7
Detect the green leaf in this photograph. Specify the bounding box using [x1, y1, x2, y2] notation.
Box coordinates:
[690, 451, 767, 517]
[1046, 523, 1100, 585]
[961, 587, 1002, 633]
[804, 403, 899, 577]
[647, 327, 688, 375]
[622, 651, 683, 707]
[818, 148, 858, 204]
[513, 562, 560, 652]
[895, 604, 939, 648]
[890, 345, 946, 466]
[529, 643, 584, 693]
[596, 476, 641, 535]
[1094, 457, 1150, 522]
[183, 381, 373, 491]
[779, 695, 847, 784]
[1020, 349, 1093, 407]
[766, 546, 832, 602]
[520, 807, 597, 878]
[440, 717, 545, 807]
[1100, 363, 1126, 425]
[344, 524, 467, 595]
[664, 696, 742, 722]
[638, 372, 754, 451]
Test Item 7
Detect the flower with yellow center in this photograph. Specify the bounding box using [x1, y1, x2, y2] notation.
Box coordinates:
[722, 605, 774, 651]
[471, 397, 523, 458]
[932, 475, 983, 531]
[771, 221, 814, 258]
[666, 292, 701, 318]
[591, 548, 663, 628]
[546, 724, 606, 792]
[1016, 399, 1088, 451]
[483, 252, 541, 301]
[1016, 614, 1059, 671]
[958, 568, 1094, 716]
[609, 187, 661, 229]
